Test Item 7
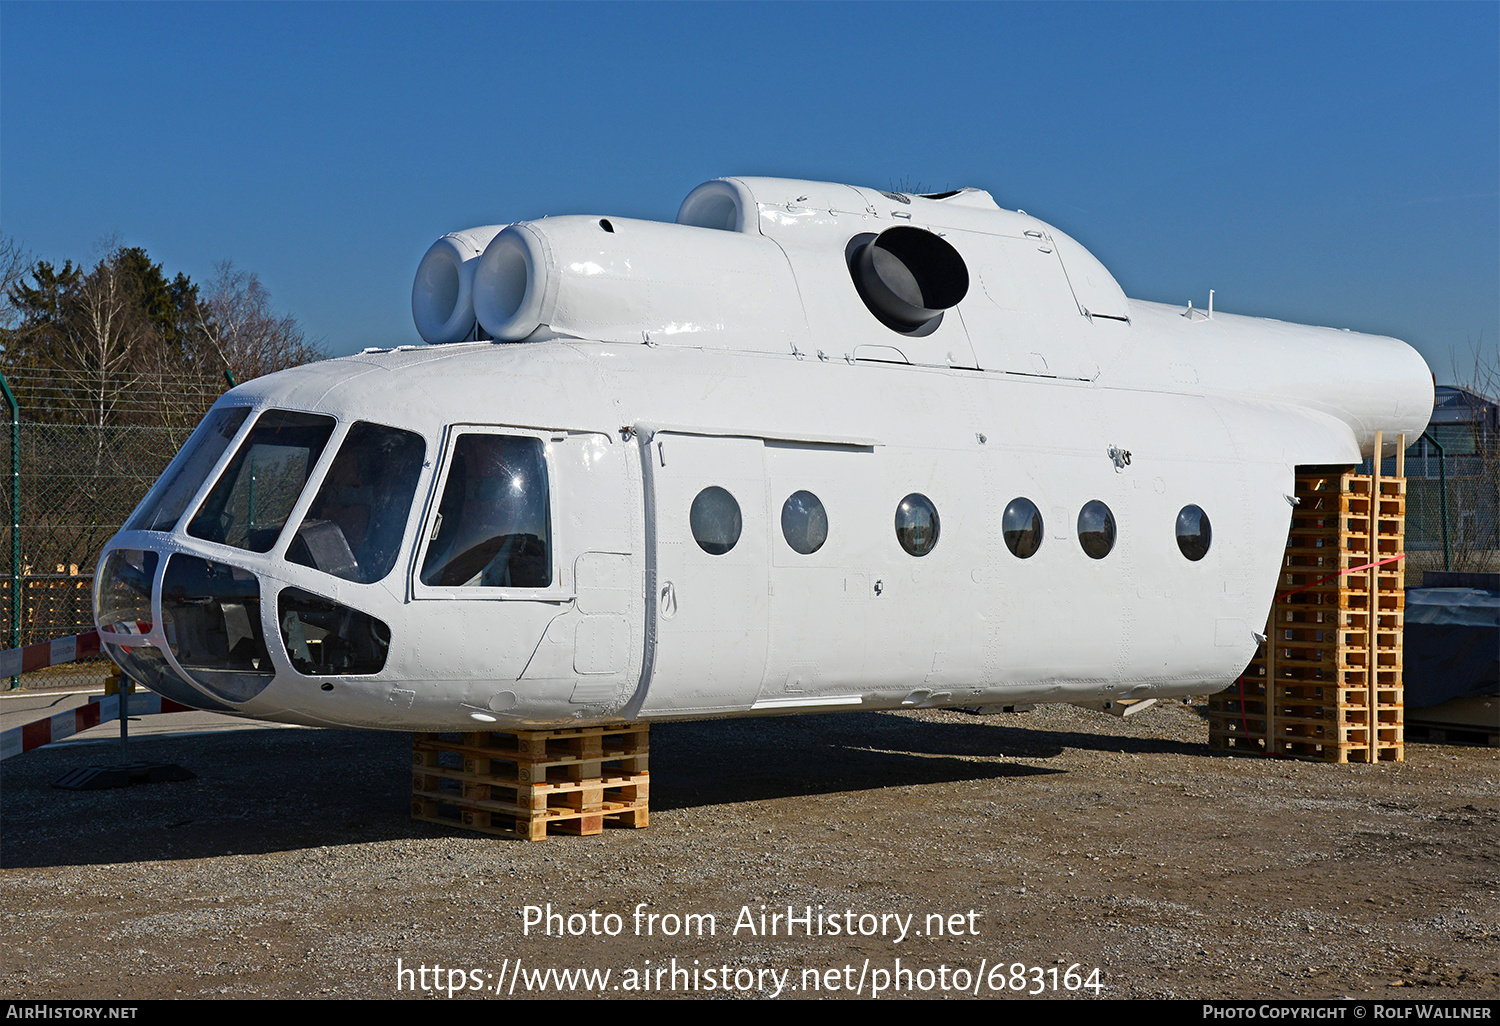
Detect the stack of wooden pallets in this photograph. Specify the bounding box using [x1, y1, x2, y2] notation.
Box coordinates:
[412, 723, 649, 840]
[1210, 433, 1406, 763]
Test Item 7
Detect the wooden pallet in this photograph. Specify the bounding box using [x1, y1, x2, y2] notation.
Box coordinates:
[411, 724, 649, 840]
[411, 795, 648, 841]
[1208, 685, 1401, 762]
[1209, 436, 1406, 763]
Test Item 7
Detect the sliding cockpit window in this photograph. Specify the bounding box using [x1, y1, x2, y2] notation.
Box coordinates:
[420, 434, 551, 589]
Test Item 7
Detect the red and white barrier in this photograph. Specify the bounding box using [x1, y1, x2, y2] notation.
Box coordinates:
[0, 629, 193, 760]
[0, 629, 102, 679]
[0, 690, 193, 761]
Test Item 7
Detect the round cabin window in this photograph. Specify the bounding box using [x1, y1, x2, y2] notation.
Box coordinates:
[895, 493, 940, 556]
[1176, 504, 1212, 561]
[781, 490, 828, 555]
[1002, 497, 1044, 558]
[1077, 500, 1116, 559]
[690, 486, 742, 555]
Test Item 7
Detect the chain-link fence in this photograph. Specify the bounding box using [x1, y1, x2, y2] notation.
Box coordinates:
[2, 367, 228, 690]
[1369, 433, 1500, 586]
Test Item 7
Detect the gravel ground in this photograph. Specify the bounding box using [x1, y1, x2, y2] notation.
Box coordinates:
[2, 700, 1496, 1001]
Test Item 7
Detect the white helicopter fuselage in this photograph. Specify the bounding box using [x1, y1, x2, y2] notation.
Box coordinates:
[93, 178, 1433, 731]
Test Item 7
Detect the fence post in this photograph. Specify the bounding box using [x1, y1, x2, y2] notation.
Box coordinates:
[1, 373, 18, 689]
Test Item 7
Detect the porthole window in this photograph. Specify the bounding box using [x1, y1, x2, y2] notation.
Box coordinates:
[895, 493, 940, 556]
[1176, 504, 1212, 561]
[1002, 497, 1044, 558]
[1077, 500, 1116, 559]
[781, 490, 828, 555]
[690, 486, 742, 555]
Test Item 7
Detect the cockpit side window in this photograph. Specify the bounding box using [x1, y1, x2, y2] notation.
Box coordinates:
[125, 407, 250, 533]
[419, 434, 551, 589]
[187, 410, 337, 553]
[286, 422, 426, 584]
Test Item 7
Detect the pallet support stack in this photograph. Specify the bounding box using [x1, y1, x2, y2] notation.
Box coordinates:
[1210, 432, 1406, 763]
[412, 724, 649, 840]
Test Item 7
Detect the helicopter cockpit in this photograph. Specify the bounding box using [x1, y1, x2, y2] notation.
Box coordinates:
[94, 405, 553, 713]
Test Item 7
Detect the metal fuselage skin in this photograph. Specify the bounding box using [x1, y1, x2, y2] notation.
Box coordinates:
[93, 178, 1434, 731]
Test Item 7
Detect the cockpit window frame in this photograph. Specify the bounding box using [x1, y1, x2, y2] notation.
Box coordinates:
[285, 420, 429, 586]
[167, 407, 347, 564]
[185, 409, 339, 555]
[409, 424, 568, 602]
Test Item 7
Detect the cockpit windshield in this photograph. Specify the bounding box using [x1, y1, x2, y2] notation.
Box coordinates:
[124, 407, 250, 533]
[96, 410, 440, 707]
[187, 411, 336, 552]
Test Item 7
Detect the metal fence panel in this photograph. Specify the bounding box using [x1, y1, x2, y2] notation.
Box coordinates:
[2, 368, 227, 688]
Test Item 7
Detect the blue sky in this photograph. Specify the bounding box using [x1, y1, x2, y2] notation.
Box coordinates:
[3, 2, 1496, 384]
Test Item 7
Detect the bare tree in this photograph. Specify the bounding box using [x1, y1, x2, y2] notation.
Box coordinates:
[55, 245, 148, 433]
[1453, 335, 1498, 403]
[1447, 336, 1500, 573]
[194, 261, 321, 382]
[0, 234, 30, 333]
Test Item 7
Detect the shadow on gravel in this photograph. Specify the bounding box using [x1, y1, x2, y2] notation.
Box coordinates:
[646, 714, 1062, 812]
[0, 709, 1197, 867]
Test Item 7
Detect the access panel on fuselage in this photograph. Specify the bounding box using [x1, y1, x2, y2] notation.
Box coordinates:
[639, 433, 769, 717]
[949, 229, 1127, 382]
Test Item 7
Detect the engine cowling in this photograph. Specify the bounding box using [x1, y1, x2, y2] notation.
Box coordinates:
[411, 225, 508, 343]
